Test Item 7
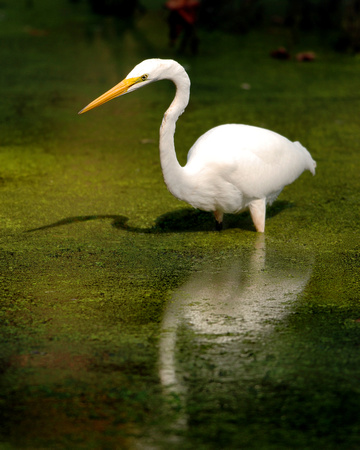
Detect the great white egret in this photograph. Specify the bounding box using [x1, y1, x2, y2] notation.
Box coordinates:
[79, 58, 316, 232]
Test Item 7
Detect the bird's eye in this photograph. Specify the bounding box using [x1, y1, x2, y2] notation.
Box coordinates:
[141, 74, 148, 81]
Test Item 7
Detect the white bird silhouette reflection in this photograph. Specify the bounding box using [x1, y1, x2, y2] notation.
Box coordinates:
[159, 235, 313, 392]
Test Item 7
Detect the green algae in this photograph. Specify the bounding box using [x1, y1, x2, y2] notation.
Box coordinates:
[0, 0, 360, 448]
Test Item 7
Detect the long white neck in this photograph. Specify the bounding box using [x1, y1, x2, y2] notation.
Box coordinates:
[159, 62, 190, 200]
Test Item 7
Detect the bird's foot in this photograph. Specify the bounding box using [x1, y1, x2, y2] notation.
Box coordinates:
[214, 210, 224, 231]
[215, 221, 223, 231]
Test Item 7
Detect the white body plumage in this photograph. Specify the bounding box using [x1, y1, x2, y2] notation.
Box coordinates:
[174, 124, 315, 216]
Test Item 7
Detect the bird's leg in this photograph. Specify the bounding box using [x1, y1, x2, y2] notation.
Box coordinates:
[249, 199, 266, 233]
[214, 210, 223, 231]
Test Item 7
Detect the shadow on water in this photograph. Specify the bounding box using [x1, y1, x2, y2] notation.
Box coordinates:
[26, 201, 293, 233]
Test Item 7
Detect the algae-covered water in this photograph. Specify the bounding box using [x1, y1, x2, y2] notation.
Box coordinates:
[1, 1, 360, 449]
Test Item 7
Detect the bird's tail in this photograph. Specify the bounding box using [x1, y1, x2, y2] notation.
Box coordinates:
[294, 141, 316, 175]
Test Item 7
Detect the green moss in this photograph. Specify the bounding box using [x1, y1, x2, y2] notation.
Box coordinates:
[0, 0, 360, 448]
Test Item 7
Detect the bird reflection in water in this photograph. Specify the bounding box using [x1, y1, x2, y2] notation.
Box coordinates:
[157, 235, 313, 432]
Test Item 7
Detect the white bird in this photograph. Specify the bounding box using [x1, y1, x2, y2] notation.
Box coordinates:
[79, 59, 316, 232]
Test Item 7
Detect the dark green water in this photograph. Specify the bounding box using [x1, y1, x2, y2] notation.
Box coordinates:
[0, 1, 359, 448]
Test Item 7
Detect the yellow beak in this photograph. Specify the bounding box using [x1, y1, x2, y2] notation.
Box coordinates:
[78, 76, 140, 114]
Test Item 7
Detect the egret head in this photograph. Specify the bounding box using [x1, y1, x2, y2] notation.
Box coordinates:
[78, 59, 177, 115]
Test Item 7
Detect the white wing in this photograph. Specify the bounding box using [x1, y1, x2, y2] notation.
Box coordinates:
[186, 124, 315, 199]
